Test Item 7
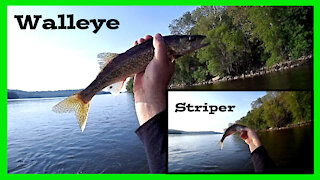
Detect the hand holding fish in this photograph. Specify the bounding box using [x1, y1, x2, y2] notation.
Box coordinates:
[220, 124, 262, 152]
[52, 33, 207, 132]
[240, 128, 262, 153]
[133, 33, 175, 125]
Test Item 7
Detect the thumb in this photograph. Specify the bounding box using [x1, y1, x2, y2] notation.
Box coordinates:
[153, 33, 167, 62]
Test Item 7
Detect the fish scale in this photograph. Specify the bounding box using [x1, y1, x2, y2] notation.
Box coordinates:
[52, 35, 208, 132]
[220, 124, 247, 149]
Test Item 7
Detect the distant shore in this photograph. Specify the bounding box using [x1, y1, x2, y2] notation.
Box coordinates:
[168, 129, 222, 135]
[7, 89, 111, 99]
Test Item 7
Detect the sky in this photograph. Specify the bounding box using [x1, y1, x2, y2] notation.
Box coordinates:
[168, 91, 267, 132]
[7, 6, 197, 91]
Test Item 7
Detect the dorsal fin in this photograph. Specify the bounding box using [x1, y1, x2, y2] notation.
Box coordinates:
[97, 52, 118, 70]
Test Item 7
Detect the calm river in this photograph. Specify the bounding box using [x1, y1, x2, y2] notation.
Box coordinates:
[7, 65, 313, 174]
[168, 125, 313, 173]
[7, 94, 149, 173]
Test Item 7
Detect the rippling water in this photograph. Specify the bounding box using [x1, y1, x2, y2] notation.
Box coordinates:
[168, 134, 254, 173]
[7, 94, 149, 174]
[168, 125, 313, 173]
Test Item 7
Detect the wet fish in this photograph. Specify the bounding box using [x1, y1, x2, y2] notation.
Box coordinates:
[219, 124, 247, 149]
[52, 35, 208, 132]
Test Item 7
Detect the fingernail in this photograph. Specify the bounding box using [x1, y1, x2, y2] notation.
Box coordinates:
[155, 33, 162, 40]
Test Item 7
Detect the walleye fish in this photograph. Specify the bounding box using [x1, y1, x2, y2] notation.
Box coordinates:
[52, 35, 208, 132]
[219, 124, 247, 149]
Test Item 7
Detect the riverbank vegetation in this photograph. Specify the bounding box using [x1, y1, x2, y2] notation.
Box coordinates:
[169, 6, 313, 85]
[125, 6, 313, 91]
[236, 91, 312, 130]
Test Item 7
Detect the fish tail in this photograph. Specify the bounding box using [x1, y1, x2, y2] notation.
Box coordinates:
[52, 93, 90, 132]
[219, 141, 223, 150]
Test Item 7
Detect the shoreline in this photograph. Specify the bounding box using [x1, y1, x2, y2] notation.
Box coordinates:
[170, 55, 313, 89]
[256, 121, 312, 133]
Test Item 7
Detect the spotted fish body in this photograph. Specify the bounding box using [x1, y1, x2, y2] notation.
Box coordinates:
[219, 124, 247, 149]
[52, 35, 208, 132]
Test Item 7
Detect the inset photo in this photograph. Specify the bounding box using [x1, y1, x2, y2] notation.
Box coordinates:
[168, 91, 313, 173]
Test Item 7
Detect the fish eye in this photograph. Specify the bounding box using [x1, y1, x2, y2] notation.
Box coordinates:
[188, 36, 196, 41]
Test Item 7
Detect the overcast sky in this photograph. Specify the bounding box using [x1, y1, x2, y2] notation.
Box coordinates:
[168, 91, 267, 132]
[7, 6, 197, 91]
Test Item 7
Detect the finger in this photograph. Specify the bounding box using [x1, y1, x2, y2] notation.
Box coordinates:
[133, 72, 144, 94]
[145, 35, 152, 40]
[244, 127, 251, 132]
[240, 131, 248, 140]
[153, 33, 167, 61]
[138, 38, 145, 44]
[134, 72, 143, 83]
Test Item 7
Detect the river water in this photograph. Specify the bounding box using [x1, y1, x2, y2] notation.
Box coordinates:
[7, 65, 313, 174]
[7, 94, 149, 173]
[168, 125, 313, 173]
[7, 95, 313, 174]
[181, 65, 313, 90]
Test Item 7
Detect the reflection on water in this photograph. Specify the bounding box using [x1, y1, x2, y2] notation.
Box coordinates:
[168, 133, 254, 173]
[7, 94, 149, 173]
[181, 65, 312, 90]
[169, 125, 313, 173]
[258, 125, 313, 173]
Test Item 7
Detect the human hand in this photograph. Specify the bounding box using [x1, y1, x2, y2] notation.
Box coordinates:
[133, 33, 175, 125]
[240, 128, 263, 153]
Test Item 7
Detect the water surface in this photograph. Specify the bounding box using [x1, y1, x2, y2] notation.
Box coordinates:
[169, 134, 254, 173]
[168, 125, 313, 173]
[7, 94, 149, 174]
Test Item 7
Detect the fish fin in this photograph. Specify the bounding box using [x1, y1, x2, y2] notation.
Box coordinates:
[52, 93, 90, 132]
[97, 52, 118, 70]
[106, 79, 127, 96]
[219, 141, 223, 150]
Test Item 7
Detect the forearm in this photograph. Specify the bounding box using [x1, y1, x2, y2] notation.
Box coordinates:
[251, 146, 277, 173]
[134, 92, 166, 125]
[135, 110, 167, 173]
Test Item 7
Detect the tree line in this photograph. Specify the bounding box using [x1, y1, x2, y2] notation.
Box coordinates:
[236, 91, 312, 130]
[169, 6, 313, 85]
[126, 6, 313, 91]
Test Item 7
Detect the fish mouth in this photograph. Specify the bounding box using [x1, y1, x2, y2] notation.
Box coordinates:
[180, 39, 209, 57]
[200, 42, 210, 48]
[189, 35, 208, 49]
[194, 41, 209, 52]
[199, 36, 209, 48]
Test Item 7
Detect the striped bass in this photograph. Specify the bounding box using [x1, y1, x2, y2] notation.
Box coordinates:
[220, 124, 247, 149]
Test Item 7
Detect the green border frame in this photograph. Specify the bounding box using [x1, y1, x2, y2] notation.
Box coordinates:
[1, 0, 318, 178]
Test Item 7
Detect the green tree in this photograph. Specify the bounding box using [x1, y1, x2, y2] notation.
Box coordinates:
[198, 15, 248, 76]
[126, 77, 134, 93]
[236, 91, 311, 130]
[168, 6, 313, 85]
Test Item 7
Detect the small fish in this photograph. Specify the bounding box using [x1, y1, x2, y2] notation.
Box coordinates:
[52, 35, 208, 132]
[219, 124, 247, 149]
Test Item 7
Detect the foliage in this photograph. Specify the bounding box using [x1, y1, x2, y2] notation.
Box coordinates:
[126, 77, 134, 93]
[169, 6, 313, 84]
[236, 91, 312, 130]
